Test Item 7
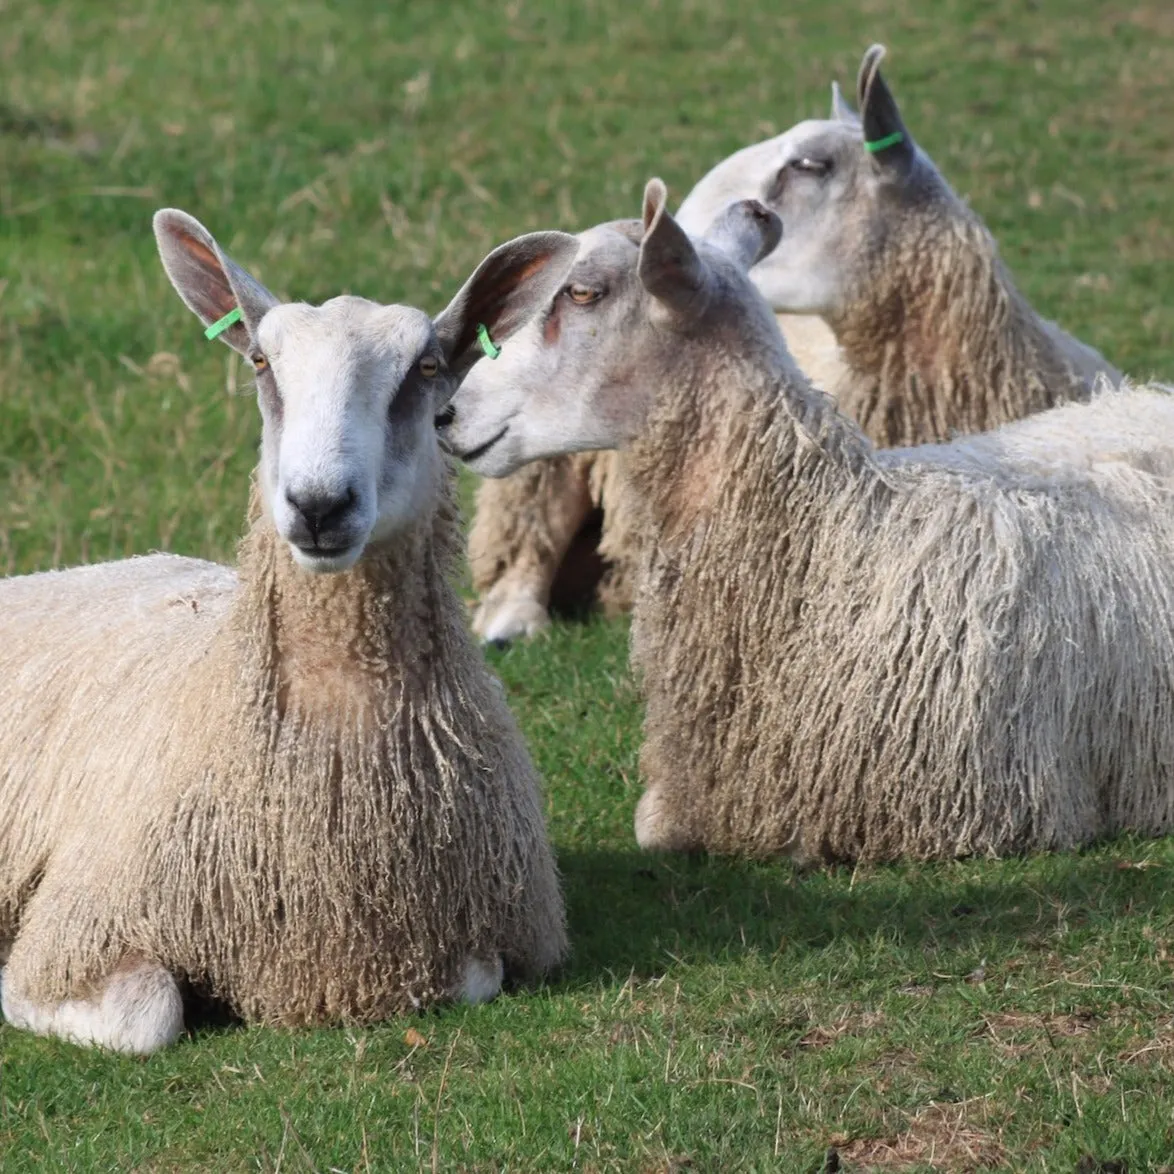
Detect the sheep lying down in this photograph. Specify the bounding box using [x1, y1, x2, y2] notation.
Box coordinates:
[441, 178, 1174, 864]
[465, 43, 1120, 647]
[0, 211, 578, 1054]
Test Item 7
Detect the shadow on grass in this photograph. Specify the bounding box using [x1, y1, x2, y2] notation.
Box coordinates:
[555, 839, 1174, 983]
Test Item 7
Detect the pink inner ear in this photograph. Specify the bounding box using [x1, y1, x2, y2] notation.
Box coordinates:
[179, 231, 237, 318]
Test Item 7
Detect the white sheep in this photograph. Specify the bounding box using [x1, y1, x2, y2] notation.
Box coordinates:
[441, 178, 1174, 863]
[466, 44, 1119, 646]
[676, 43, 1120, 437]
[0, 209, 578, 1053]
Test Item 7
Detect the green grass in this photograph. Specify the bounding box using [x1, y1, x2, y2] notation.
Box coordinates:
[3, 0, 1174, 1169]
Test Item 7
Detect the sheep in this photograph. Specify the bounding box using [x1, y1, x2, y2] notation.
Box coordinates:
[440, 177, 1174, 864]
[0, 209, 579, 1054]
[676, 43, 1121, 442]
[465, 44, 1119, 645]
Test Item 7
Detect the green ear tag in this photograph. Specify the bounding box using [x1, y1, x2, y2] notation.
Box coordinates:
[476, 322, 501, 360]
[864, 130, 905, 154]
[204, 307, 242, 341]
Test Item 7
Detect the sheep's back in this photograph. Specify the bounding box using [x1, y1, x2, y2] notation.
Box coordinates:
[633, 384, 1174, 860]
[0, 554, 236, 938]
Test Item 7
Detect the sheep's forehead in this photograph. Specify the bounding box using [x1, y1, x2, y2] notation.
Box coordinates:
[773, 118, 860, 164]
[569, 222, 641, 284]
[257, 299, 435, 383]
[679, 120, 862, 232]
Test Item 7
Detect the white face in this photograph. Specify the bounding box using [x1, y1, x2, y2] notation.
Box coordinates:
[442, 224, 650, 477]
[252, 298, 449, 573]
[676, 118, 893, 317]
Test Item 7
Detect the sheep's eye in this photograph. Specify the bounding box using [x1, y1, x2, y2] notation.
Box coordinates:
[566, 283, 602, 305]
[251, 353, 268, 372]
[419, 355, 440, 378]
[789, 156, 832, 177]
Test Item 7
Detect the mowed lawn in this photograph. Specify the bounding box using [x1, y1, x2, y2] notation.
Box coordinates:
[3, 0, 1174, 1169]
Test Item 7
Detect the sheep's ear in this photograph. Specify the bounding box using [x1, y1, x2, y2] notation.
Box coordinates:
[153, 209, 279, 356]
[857, 44, 916, 175]
[830, 80, 860, 126]
[638, 178, 708, 319]
[703, 199, 782, 271]
[434, 230, 578, 380]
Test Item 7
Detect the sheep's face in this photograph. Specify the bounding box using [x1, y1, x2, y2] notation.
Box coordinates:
[441, 223, 649, 476]
[676, 46, 952, 322]
[678, 118, 877, 316]
[154, 206, 577, 574]
[252, 299, 447, 573]
[443, 184, 784, 477]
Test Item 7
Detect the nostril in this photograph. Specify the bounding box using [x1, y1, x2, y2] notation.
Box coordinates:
[286, 486, 357, 539]
[434, 404, 456, 429]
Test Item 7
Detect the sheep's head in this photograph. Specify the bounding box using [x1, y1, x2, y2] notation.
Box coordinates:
[154, 211, 575, 572]
[440, 179, 783, 476]
[676, 44, 954, 319]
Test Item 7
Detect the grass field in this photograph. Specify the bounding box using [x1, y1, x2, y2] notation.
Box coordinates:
[3, 0, 1174, 1169]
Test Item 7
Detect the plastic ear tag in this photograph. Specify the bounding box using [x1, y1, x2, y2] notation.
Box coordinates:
[204, 307, 242, 340]
[864, 131, 905, 154]
[476, 323, 501, 359]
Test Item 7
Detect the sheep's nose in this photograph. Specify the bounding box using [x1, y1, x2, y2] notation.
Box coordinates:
[286, 486, 356, 539]
[434, 403, 456, 429]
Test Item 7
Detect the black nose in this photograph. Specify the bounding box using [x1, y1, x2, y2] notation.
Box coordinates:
[434, 403, 456, 428]
[285, 486, 356, 543]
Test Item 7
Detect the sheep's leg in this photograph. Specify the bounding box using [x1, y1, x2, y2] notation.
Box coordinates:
[455, 954, 503, 1004]
[468, 456, 595, 644]
[593, 451, 642, 619]
[1, 954, 183, 1055]
[634, 786, 699, 852]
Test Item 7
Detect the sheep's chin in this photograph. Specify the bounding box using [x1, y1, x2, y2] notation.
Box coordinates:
[288, 544, 363, 575]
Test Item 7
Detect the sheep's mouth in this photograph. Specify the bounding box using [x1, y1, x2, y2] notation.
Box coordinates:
[290, 541, 363, 575]
[454, 425, 508, 465]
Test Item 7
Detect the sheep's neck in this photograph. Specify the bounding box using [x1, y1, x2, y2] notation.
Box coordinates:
[828, 215, 1083, 445]
[231, 504, 456, 724]
[625, 346, 874, 546]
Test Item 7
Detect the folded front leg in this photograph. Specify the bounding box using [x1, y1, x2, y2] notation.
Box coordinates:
[2, 951, 183, 1055]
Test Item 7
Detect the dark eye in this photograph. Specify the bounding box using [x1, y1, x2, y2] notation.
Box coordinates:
[788, 156, 832, 177]
[251, 353, 268, 372]
[419, 354, 439, 378]
[565, 283, 603, 305]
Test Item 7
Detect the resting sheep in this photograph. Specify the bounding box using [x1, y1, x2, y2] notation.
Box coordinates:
[0, 210, 577, 1053]
[466, 44, 1119, 645]
[441, 178, 1174, 864]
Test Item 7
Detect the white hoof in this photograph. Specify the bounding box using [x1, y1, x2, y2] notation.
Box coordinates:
[456, 954, 504, 1005]
[634, 788, 693, 852]
[473, 594, 551, 645]
[2, 958, 183, 1055]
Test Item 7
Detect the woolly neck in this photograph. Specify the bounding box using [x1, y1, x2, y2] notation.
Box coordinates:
[827, 211, 1087, 446]
[624, 343, 878, 546]
[226, 479, 463, 726]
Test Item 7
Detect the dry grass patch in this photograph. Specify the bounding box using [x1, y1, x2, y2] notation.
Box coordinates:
[798, 1009, 886, 1050]
[833, 1098, 1013, 1172]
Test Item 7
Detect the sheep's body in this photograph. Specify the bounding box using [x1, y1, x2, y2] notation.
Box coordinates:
[0, 208, 578, 1052]
[0, 480, 565, 1027]
[468, 312, 846, 640]
[444, 180, 1172, 863]
[626, 359, 1174, 862]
